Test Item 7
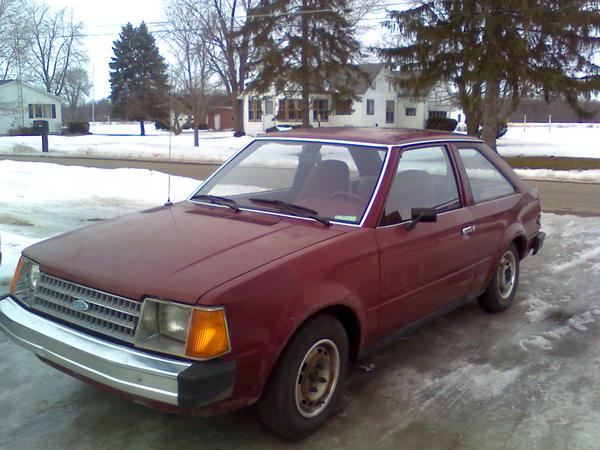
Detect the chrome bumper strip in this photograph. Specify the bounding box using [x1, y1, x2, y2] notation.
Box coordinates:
[0, 296, 191, 406]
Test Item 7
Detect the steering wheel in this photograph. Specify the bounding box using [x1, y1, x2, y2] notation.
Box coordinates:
[328, 191, 365, 204]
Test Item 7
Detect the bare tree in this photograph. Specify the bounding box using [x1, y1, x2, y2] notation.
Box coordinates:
[165, 0, 216, 144]
[0, 0, 31, 80]
[25, 1, 85, 96]
[62, 66, 91, 120]
[177, 0, 262, 134]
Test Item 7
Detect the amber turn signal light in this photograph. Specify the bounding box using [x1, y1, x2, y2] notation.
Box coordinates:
[9, 258, 24, 294]
[185, 308, 230, 359]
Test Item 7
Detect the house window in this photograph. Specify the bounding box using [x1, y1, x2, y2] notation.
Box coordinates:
[248, 97, 262, 122]
[385, 100, 395, 123]
[278, 99, 302, 122]
[313, 99, 329, 122]
[405, 107, 417, 116]
[429, 110, 447, 118]
[28, 103, 56, 119]
[264, 100, 274, 115]
[366, 99, 374, 115]
[334, 99, 353, 115]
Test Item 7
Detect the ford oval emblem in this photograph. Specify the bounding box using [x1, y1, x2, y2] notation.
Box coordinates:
[72, 299, 90, 312]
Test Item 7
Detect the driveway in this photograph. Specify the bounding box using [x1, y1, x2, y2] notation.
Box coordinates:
[1, 214, 600, 450]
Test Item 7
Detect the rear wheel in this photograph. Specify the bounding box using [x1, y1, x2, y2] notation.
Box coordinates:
[478, 244, 520, 313]
[258, 315, 348, 440]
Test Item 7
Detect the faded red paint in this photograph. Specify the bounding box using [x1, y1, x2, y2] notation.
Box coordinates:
[23, 129, 542, 416]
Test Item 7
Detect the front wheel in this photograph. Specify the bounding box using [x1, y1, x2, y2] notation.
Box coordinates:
[258, 315, 348, 440]
[478, 244, 520, 313]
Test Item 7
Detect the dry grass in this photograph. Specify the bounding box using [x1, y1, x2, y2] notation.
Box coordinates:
[504, 156, 600, 170]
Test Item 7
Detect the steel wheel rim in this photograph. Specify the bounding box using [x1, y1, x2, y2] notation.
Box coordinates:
[295, 339, 340, 418]
[497, 250, 517, 300]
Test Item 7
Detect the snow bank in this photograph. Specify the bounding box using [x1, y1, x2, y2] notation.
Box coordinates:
[515, 169, 600, 183]
[498, 123, 600, 159]
[0, 122, 253, 163]
[0, 160, 199, 286]
[2, 121, 600, 164]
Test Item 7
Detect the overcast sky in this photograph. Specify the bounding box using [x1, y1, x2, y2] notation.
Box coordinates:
[45, 0, 390, 101]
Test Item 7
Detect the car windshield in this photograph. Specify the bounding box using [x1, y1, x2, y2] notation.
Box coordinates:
[191, 139, 388, 225]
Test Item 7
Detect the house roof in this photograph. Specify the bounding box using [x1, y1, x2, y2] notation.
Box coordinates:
[352, 63, 386, 95]
[0, 79, 61, 101]
[260, 127, 481, 146]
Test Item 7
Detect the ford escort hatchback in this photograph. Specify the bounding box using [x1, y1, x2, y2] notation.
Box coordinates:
[0, 128, 544, 440]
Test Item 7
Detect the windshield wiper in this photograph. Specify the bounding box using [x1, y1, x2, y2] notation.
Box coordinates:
[191, 194, 240, 212]
[249, 198, 330, 226]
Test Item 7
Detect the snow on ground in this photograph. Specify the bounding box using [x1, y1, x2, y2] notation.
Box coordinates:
[0, 122, 253, 163]
[0, 160, 199, 287]
[1, 122, 600, 167]
[514, 168, 600, 183]
[498, 122, 600, 159]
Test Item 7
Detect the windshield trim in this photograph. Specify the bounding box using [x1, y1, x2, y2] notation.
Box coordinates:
[187, 138, 393, 228]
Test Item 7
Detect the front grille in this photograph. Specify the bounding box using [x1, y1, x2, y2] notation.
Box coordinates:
[30, 273, 142, 343]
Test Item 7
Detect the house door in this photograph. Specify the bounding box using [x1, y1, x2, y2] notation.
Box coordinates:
[262, 100, 275, 130]
[214, 113, 221, 130]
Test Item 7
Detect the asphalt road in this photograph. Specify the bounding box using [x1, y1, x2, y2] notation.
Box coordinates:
[2, 154, 599, 216]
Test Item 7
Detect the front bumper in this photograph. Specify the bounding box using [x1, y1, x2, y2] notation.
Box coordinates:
[0, 294, 235, 408]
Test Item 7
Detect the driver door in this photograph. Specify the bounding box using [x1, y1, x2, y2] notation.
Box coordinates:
[375, 145, 479, 338]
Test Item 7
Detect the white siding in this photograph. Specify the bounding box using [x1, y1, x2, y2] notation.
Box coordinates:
[241, 69, 456, 134]
[0, 81, 62, 134]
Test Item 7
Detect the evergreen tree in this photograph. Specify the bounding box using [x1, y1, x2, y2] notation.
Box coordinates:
[247, 0, 365, 127]
[109, 23, 169, 136]
[379, 1, 600, 150]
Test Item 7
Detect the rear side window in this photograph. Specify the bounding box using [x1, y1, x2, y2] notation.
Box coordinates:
[381, 146, 461, 225]
[458, 148, 515, 203]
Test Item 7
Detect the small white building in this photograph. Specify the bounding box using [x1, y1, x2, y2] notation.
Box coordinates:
[242, 63, 457, 134]
[0, 80, 62, 134]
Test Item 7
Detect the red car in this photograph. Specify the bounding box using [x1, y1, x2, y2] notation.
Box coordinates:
[0, 128, 544, 439]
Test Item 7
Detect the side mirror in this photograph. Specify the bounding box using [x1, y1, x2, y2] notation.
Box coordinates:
[404, 207, 438, 230]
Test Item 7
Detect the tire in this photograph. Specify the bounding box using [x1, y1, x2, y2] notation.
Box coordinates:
[478, 243, 520, 313]
[257, 315, 349, 440]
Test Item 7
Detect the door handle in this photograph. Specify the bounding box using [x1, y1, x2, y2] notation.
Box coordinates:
[461, 225, 475, 236]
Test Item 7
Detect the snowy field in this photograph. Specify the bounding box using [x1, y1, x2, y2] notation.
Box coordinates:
[1, 161, 600, 449]
[501, 122, 600, 159]
[0, 122, 253, 163]
[0, 121, 599, 168]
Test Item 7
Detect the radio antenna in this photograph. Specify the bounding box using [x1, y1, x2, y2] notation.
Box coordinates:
[165, 92, 173, 206]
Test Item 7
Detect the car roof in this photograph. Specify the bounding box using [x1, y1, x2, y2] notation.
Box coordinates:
[260, 127, 483, 146]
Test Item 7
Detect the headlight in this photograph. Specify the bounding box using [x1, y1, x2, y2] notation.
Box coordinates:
[134, 298, 230, 361]
[10, 257, 40, 305]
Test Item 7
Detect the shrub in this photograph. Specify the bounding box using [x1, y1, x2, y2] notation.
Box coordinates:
[233, 130, 246, 137]
[8, 126, 39, 136]
[155, 119, 170, 130]
[67, 121, 90, 135]
[425, 117, 458, 132]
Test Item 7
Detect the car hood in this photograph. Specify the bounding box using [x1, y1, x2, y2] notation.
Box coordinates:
[23, 202, 346, 304]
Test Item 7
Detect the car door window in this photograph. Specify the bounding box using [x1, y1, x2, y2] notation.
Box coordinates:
[381, 146, 461, 226]
[458, 148, 515, 203]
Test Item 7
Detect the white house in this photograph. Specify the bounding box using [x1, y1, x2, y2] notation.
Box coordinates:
[242, 63, 458, 134]
[0, 80, 62, 134]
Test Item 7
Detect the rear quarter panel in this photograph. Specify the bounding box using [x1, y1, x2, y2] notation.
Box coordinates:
[451, 143, 541, 290]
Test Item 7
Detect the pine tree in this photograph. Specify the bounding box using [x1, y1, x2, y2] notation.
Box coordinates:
[247, 0, 366, 127]
[109, 23, 169, 136]
[379, 1, 600, 150]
